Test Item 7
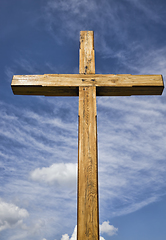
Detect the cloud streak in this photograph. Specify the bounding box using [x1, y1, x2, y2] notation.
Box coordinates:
[43, 0, 166, 65]
[97, 95, 166, 219]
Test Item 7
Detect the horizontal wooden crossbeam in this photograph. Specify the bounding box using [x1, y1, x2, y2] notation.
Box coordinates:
[11, 74, 164, 96]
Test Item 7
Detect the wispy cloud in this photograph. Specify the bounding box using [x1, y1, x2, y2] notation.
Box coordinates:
[0, 99, 78, 239]
[98, 95, 166, 219]
[126, 0, 166, 24]
[6, 0, 166, 82]
[42, 0, 166, 62]
[5, 56, 62, 83]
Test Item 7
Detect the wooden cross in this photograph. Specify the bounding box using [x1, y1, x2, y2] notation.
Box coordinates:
[11, 31, 164, 240]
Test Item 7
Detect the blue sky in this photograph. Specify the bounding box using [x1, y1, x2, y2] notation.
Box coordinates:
[0, 0, 166, 239]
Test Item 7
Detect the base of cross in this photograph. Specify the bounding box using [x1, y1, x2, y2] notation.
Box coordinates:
[11, 31, 164, 240]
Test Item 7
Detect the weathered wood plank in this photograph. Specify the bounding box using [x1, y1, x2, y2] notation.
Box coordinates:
[78, 31, 99, 240]
[79, 31, 95, 74]
[11, 74, 164, 96]
[78, 86, 99, 240]
[12, 74, 163, 86]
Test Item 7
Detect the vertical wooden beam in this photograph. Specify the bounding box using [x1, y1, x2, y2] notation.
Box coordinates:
[79, 31, 95, 74]
[77, 31, 99, 240]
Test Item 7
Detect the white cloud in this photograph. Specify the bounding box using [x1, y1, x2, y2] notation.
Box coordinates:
[30, 163, 77, 188]
[100, 237, 105, 240]
[100, 221, 118, 236]
[0, 199, 29, 231]
[8, 218, 47, 240]
[61, 226, 77, 240]
[61, 233, 70, 240]
[70, 225, 77, 240]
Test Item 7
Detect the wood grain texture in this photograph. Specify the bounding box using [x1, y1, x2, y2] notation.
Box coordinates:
[77, 31, 99, 240]
[78, 86, 99, 240]
[79, 31, 95, 74]
[11, 74, 164, 96]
